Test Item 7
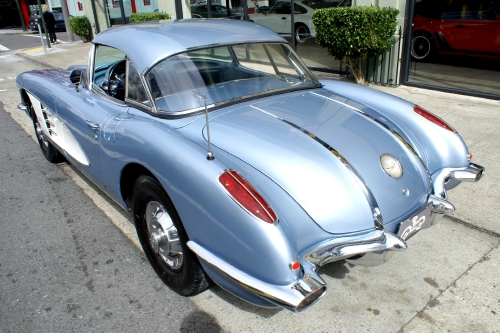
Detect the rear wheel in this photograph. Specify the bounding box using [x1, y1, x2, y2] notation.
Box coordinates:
[295, 24, 310, 44]
[132, 175, 210, 296]
[411, 32, 435, 61]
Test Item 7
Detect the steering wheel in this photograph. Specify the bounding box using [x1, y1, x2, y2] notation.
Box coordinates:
[103, 60, 126, 100]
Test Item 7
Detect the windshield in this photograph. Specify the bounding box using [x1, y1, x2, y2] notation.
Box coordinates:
[146, 42, 320, 113]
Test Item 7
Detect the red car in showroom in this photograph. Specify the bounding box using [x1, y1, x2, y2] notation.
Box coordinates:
[411, 0, 500, 61]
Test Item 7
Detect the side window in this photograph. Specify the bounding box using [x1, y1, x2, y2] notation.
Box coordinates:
[93, 45, 127, 101]
[294, 4, 307, 14]
[276, 3, 292, 14]
[270, 2, 284, 13]
[126, 60, 148, 104]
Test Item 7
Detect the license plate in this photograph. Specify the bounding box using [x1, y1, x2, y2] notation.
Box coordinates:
[397, 204, 432, 240]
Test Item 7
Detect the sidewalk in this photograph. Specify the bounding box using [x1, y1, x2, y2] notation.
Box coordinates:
[15, 39, 500, 331]
[0, 27, 30, 35]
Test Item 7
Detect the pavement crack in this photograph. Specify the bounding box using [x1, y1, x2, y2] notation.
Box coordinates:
[444, 214, 500, 238]
[398, 243, 499, 332]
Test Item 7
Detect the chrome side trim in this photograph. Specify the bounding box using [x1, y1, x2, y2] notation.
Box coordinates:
[187, 241, 326, 312]
[251, 105, 384, 229]
[304, 229, 407, 268]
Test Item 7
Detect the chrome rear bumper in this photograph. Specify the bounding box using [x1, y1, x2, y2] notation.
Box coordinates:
[188, 228, 407, 312]
[304, 229, 407, 267]
[188, 163, 485, 312]
[187, 241, 327, 312]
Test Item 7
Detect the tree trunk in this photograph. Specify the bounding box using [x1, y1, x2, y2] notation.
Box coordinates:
[346, 57, 367, 85]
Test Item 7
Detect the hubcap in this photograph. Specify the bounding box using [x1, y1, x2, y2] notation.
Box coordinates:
[296, 26, 309, 43]
[35, 120, 49, 149]
[411, 36, 431, 60]
[145, 201, 183, 270]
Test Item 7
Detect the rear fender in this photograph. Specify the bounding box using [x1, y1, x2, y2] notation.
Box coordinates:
[319, 81, 470, 175]
[108, 116, 303, 287]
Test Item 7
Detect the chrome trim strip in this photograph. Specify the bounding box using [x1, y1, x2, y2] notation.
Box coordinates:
[141, 41, 286, 76]
[310, 91, 421, 158]
[303, 229, 407, 267]
[251, 105, 384, 229]
[187, 241, 326, 312]
[88, 44, 96, 89]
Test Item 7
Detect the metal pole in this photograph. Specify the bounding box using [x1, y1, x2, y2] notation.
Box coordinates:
[207, 0, 212, 18]
[36, 0, 51, 48]
[90, 0, 100, 33]
[61, 0, 74, 41]
[399, 0, 415, 85]
[117, 0, 126, 24]
[175, 0, 183, 19]
[37, 23, 47, 53]
[290, 0, 296, 51]
[243, 0, 248, 20]
[14, 0, 27, 31]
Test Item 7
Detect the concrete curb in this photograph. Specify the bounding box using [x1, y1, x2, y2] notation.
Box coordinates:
[17, 51, 65, 70]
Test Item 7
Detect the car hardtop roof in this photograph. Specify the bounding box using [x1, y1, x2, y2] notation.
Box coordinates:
[93, 19, 286, 74]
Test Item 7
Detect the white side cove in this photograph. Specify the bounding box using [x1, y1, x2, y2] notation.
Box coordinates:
[27, 92, 89, 166]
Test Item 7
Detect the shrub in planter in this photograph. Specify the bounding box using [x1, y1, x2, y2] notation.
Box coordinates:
[68, 16, 91, 42]
[312, 6, 399, 85]
[129, 12, 170, 23]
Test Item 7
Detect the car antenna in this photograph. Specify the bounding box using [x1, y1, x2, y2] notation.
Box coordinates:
[193, 92, 215, 160]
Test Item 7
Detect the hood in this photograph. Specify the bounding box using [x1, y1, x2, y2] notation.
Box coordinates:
[204, 90, 432, 234]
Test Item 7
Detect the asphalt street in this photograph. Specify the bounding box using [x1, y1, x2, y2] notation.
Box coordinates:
[0, 32, 70, 51]
[0, 66, 221, 332]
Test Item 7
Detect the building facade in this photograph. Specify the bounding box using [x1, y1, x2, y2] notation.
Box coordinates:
[12, 0, 500, 99]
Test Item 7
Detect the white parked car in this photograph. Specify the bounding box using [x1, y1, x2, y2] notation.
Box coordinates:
[250, 0, 351, 43]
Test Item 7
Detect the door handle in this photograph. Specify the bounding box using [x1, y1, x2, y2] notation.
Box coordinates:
[281, 16, 286, 20]
[454, 24, 466, 28]
[85, 120, 100, 131]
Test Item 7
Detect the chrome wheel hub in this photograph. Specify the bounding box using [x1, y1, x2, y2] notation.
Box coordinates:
[145, 201, 183, 270]
[296, 26, 309, 43]
[35, 120, 49, 148]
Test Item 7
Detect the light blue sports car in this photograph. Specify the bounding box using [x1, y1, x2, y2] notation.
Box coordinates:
[16, 19, 484, 311]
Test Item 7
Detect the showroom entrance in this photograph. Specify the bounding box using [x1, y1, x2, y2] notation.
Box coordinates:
[401, 0, 500, 99]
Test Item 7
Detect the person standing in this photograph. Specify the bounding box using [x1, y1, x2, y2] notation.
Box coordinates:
[42, 6, 58, 44]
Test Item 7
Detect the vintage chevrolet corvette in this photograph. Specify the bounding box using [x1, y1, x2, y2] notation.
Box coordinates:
[16, 19, 484, 311]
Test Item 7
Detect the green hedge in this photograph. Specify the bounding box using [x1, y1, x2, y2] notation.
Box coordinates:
[129, 12, 170, 23]
[312, 6, 399, 85]
[68, 16, 91, 42]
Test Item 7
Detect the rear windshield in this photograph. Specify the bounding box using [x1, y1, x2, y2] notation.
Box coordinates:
[146, 42, 320, 113]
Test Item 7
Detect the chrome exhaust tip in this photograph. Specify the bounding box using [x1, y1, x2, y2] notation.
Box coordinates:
[451, 163, 485, 183]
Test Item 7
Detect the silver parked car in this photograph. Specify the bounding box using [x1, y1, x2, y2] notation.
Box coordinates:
[16, 19, 483, 312]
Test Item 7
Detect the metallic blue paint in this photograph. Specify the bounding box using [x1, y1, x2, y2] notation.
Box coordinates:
[16, 20, 483, 311]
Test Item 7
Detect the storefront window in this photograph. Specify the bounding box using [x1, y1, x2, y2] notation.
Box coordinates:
[407, 0, 500, 97]
[106, 0, 159, 25]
